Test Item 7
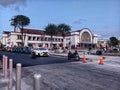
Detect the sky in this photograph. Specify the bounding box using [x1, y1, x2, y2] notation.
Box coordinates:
[0, 0, 120, 39]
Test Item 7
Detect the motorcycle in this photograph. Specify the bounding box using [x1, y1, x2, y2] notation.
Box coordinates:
[68, 50, 80, 61]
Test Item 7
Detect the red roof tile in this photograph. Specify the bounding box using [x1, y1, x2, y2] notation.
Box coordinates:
[22, 28, 45, 35]
[22, 28, 71, 36]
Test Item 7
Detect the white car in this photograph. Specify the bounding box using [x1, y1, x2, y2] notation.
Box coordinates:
[33, 47, 49, 56]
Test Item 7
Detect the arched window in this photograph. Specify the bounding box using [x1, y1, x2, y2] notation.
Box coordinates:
[81, 31, 91, 42]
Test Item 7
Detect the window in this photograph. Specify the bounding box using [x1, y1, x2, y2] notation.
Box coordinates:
[28, 36, 31, 40]
[17, 35, 21, 40]
[55, 38, 57, 42]
[33, 37, 36, 40]
[37, 37, 40, 41]
[45, 37, 47, 41]
[48, 38, 51, 41]
[58, 38, 60, 42]
[61, 39, 63, 42]
[81, 32, 91, 42]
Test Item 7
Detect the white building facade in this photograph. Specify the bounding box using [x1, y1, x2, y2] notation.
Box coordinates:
[1, 28, 98, 49]
[1, 31, 10, 46]
[71, 28, 98, 49]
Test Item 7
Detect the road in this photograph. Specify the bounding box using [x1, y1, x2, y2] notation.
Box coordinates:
[0, 52, 120, 90]
[0, 52, 70, 67]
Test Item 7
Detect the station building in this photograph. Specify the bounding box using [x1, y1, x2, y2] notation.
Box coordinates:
[1, 28, 98, 49]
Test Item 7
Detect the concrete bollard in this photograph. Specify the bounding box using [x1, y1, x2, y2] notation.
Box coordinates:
[2, 55, 5, 75]
[33, 74, 41, 90]
[16, 63, 22, 90]
[4, 56, 8, 79]
[8, 59, 13, 90]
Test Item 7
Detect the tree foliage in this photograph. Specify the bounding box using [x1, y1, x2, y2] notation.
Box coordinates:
[10, 15, 30, 46]
[10, 17, 18, 32]
[57, 23, 71, 38]
[109, 36, 119, 46]
[11, 15, 30, 30]
[57, 23, 71, 49]
[44, 24, 58, 48]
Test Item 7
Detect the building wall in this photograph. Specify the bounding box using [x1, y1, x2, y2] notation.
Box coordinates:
[1, 28, 98, 49]
[1, 34, 8, 46]
[71, 32, 79, 46]
[70, 28, 98, 49]
[5, 32, 65, 48]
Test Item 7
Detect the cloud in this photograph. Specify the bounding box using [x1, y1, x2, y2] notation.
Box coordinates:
[0, 0, 27, 10]
[73, 19, 87, 24]
[97, 29, 120, 40]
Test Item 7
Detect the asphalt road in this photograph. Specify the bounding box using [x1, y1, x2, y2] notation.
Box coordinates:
[0, 51, 71, 67]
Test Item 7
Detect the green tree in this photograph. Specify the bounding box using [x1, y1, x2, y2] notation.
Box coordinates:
[109, 36, 119, 47]
[10, 15, 30, 47]
[57, 23, 71, 49]
[44, 24, 58, 48]
[10, 16, 18, 32]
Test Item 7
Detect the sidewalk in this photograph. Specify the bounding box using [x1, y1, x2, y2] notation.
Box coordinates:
[0, 71, 9, 90]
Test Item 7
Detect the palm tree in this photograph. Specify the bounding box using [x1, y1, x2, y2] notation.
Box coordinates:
[57, 23, 71, 49]
[10, 16, 17, 32]
[10, 15, 30, 47]
[44, 24, 58, 49]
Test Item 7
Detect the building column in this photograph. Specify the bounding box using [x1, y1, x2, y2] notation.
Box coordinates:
[63, 38, 66, 48]
[48, 42, 51, 49]
[24, 35, 28, 46]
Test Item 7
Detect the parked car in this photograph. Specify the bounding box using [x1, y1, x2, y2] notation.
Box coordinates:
[33, 47, 49, 56]
[6, 47, 13, 52]
[16, 47, 24, 53]
[2, 47, 6, 51]
[108, 48, 119, 53]
[90, 49, 102, 55]
[23, 47, 32, 54]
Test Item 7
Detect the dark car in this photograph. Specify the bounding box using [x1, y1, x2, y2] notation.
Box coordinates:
[109, 48, 119, 53]
[23, 47, 32, 54]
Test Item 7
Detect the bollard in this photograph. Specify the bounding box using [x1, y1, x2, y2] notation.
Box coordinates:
[4, 56, 8, 79]
[16, 63, 22, 90]
[33, 74, 41, 90]
[8, 59, 13, 90]
[2, 55, 5, 75]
